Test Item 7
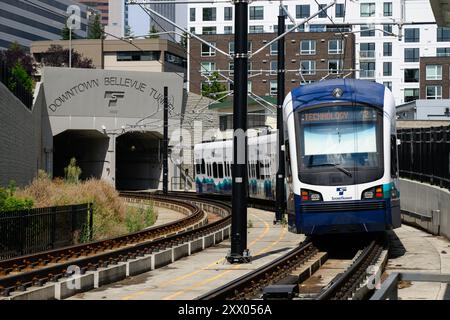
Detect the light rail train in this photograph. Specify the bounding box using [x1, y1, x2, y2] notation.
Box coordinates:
[194, 79, 401, 235]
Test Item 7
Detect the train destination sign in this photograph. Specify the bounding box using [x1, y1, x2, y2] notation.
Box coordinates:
[301, 109, 377, 123]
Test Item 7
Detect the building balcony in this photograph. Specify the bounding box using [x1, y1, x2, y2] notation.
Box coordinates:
[360, 70, 375, 78]
[359, 50, 375, 59]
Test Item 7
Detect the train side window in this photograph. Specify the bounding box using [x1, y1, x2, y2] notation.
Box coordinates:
[391, 135, 398, 177]
[195, 163, 201, 175]
[213, 162, 218, 178]
[256, 161, 261, 179]
[218, 163, 224, 178]
[201, 159, 206, 174]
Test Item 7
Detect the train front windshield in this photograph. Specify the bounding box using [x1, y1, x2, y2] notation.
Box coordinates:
[295, 105, 384, 186]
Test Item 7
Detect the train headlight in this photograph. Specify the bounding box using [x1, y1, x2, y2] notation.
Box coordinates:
[301, 189, 323, 202]
[362, 186, 383, 199]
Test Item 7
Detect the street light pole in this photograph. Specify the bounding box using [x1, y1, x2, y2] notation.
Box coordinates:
[163, 86, 169, 194]
[227, 0, 250, 264]
[275, 5, 286, 223]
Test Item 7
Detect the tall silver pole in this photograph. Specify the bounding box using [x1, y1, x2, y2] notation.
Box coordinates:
[69, 27, 72, 68]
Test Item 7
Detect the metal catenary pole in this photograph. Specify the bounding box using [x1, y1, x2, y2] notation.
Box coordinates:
[275, 5, 286, 223]
[163, 86, 168, 194]
[227, 0, 250, 264]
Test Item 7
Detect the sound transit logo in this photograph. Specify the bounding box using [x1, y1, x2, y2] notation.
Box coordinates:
[105, 91, 125, 107]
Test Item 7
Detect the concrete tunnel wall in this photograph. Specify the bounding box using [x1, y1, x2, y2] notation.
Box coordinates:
[53, 130, 109, 180]
[399, 178, 450, 240]
[115, 132, 162, 190]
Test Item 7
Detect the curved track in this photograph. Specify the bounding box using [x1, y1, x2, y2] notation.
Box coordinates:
[0, 193, 231, 296]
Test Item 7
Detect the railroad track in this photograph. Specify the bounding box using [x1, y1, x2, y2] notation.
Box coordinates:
[0, 193, 232, 298]
[198, 235, 387, 300]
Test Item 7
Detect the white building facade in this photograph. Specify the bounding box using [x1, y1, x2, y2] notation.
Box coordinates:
[187, 0, 450, 106]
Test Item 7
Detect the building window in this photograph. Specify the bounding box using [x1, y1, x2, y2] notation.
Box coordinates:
[249, 6, 264, 20]
[383, 42, 392, 56]
[224, 26, 232, 34]
[300, 40, 316, 55]
[360, 42, 375, 58]
[383, 81, 392, 91]
[270, 80, 277, 95]
[404, 88, 419, 102]
[404, 69, 419, 82]
[190, 27, 196, 34]
[329, 39, 343, 54]
[200, 62, 216, 75]
[437, 27, 450, 42]
[383, 62, 392, 76]
[328, 60, 342, 74]
[296, 5, 310, 18]
[228, 62, 234, 76]
[202, 27, 216, 34]
[224, 7, 232, 21]
[190, 8, 195, 22]
[437, 47, 450, 56]
[270, 61, 277, 75]
[202, 8, 216, 21]
[229, 41, 252, 54]
[426, 86, 442, 99]
[404, 48, 419, 62]
[361, 25, 375, 37]
[318, 4, 327, 18]
[335, 4, 345, 18]
[270, 42, 278, 55]
[310, 25, 326, 32]
[228, 42, 234, 54]
[383, 24, 393, 36]
[426, 65, 442, 80]
[300, 60, 316, 75]
[360, 62, 375, 78]
[383, 2, 392, 16]
[201, 42, 216, 57]
[117, 51, 160, 61]
[405, 28, 420, 42]
[249, 25, 264, 33]
[360, 3, 375, 17]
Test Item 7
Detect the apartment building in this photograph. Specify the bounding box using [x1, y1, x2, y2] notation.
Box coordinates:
[187, 0, 450, 106]
[0, 0, 88, 50]
[189, 32, 355, 96]
[420, 56, 450, 100]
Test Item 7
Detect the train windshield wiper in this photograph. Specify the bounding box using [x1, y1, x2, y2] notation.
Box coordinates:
[308, 163, 353, 177]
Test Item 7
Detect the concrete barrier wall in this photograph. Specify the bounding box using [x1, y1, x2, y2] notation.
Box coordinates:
[399, 178, 450, 240]
[0, 82, 51, 187]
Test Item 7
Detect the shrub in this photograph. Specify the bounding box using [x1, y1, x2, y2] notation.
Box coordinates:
[0, 181, 34, 212]
[64, 157, 82, 183]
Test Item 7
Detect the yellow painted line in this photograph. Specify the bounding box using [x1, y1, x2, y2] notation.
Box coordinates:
[121, 213, 270, 300]
[162, 224, 288, 300]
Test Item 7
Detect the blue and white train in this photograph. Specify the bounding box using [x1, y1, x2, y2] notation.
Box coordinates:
[194, 79, 401, 235]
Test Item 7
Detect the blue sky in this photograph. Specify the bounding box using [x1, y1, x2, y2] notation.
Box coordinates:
[128, 6, 149, 36]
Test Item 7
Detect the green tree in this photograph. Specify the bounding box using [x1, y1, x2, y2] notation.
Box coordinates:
[147, 25, 160, 39]
[179, 32, 188, 49]
[61, 25, 76, 40]
[124, 25, 134, 38]
[201, 71, 227, 101]
[64, 158, 82, 183]
[88, 14, 104, 39]
[9, 61, 34, 93]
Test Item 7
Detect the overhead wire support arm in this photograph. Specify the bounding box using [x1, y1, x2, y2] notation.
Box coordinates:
[127, 2, 232, 59]
[250, 0, 337, 58]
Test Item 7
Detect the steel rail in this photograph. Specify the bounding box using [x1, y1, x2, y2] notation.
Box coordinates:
[315, 239, 383, 300]
[0, 194, 231, 296]
[197, 240, 317, 300]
